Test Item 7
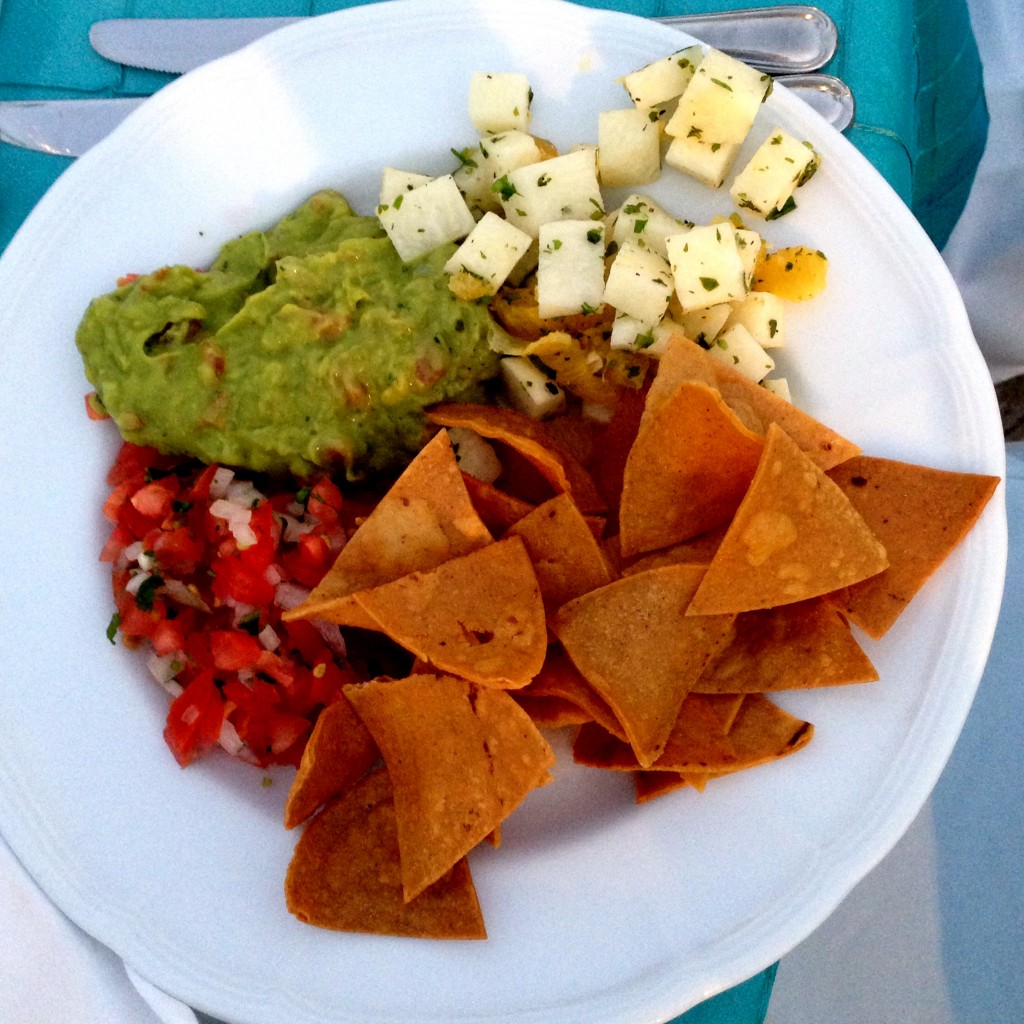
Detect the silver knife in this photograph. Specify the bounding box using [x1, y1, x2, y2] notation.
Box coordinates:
[0, 76, 854, 158]
[89, 6, 839, 76]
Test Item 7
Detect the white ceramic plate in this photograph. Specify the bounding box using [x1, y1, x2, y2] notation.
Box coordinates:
[0, 2, 1007, 1022]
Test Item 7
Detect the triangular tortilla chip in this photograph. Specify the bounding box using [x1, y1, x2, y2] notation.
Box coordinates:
[461, 472, 536, 533]
[427, 403, 606, 514]
[283, 696, 380, 830]
[284, 430, 492, 624]
[591, 380, 649, 526]
[551, 564, 735, 767]
[724, 693, 814, 769]
[343, 674, 554, 901]
[692, 598, 878, 693]
[572, 693, 738, 772]
[520, 645, 625, 739]
[654, 332, 860, 469]
[825, 456, 1000, 638]
[505, 493, 616, 614]
[620, 524, 728, 577]
[284, 768, 486, 939]
[620, 381, 765, 557]
[688, 424, 889, 615]
[353, 537, 547, 688]
[512, 694, 593, 729]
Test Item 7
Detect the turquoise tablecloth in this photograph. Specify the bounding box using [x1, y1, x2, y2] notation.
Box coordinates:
[0, 1, 989, 1023]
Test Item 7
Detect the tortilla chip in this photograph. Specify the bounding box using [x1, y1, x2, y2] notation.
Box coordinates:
[284, 431, 492, 623]
[343, 673, 555, 901]
[521, 644, 625, 739]
[654, 332, 860, 469]
[461, 472, 536, 533]
[688, 424, 889, 615]
[572, 693, 738, 773]
[353, 537, 547, 689]
[693, 598, 878, 693]
[575, 692, 811, 777]
[826, 456, 1000, 638]
[284, 768, 486, 939]
[620, 524, 728, 576]
[620, 381, 765, 556]
[512, 694, 593, 729]
[283, 696, 380, 829]
[505, 493, 616, 614]
[725, 693, 814, 769]
[634, 771, 696, 802]
[591, 381, 649, 524]
[551, 564, 735, 767]
[427, 403, 606, 514]
[705, 693, 746, 732]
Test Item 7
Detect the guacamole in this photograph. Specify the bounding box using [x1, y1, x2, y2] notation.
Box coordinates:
[76, 190, 500, 479]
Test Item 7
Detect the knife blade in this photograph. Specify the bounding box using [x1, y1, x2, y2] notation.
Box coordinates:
[0, 98, 146, 157]
[0, 76, 854, 158]
[89, 6, 839, 76]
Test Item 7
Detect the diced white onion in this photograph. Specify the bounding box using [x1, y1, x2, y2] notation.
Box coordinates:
[226, 479, 265, 508]
[275, 582, 311, 611]
[125, 569, 152, 596]
[314, 620, 347, 658]
[259, 624, 281, 652]
[161, 578, 210, 612]
[209, 467, 235, 499]
[122, 540, 145, 564]
[218, 718, 246, 757]
[147, 651, 182, 686]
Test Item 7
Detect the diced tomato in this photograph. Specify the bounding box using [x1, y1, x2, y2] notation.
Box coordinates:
[210, 556, 277, 606]
[186, 463, 220, 503]
[149, 524, 205, 575]
[106, 442, 163, 487]
[164, 671, 225, 768]
[85, 392, 110, 421]
[278, 532, 331, 588]
[102, 442, 366, 770]
[209, 629, 264, 671]
[99, 524, 134, 563]
[130, 479, 179, 519]
[151, 616, 188, 658]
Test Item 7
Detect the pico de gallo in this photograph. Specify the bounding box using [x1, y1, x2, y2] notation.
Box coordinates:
[100, 439, 368, 769]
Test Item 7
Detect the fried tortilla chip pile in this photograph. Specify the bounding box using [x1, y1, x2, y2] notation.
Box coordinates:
[281, 336, 998, 938]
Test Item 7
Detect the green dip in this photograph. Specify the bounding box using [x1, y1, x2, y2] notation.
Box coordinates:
[76, 190, 500, 478]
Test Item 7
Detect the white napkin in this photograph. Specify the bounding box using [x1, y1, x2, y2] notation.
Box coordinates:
[0, 832, 195, 1024]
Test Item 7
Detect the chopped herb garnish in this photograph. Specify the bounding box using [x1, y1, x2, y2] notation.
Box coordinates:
[711, 78, 733, 91]
[699, 276, 719, 291]
[492, 175, 518, 200]
[106, 611, 121, 644]
[134, 574, 164, 612]
[451, 147, 479, 172]
[766, 196, 797, 220]
[586, 228, 602, 244]
[239, 611, 261, 636]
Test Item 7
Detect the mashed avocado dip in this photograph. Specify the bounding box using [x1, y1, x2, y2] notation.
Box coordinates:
[76, 190, 500, 478]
